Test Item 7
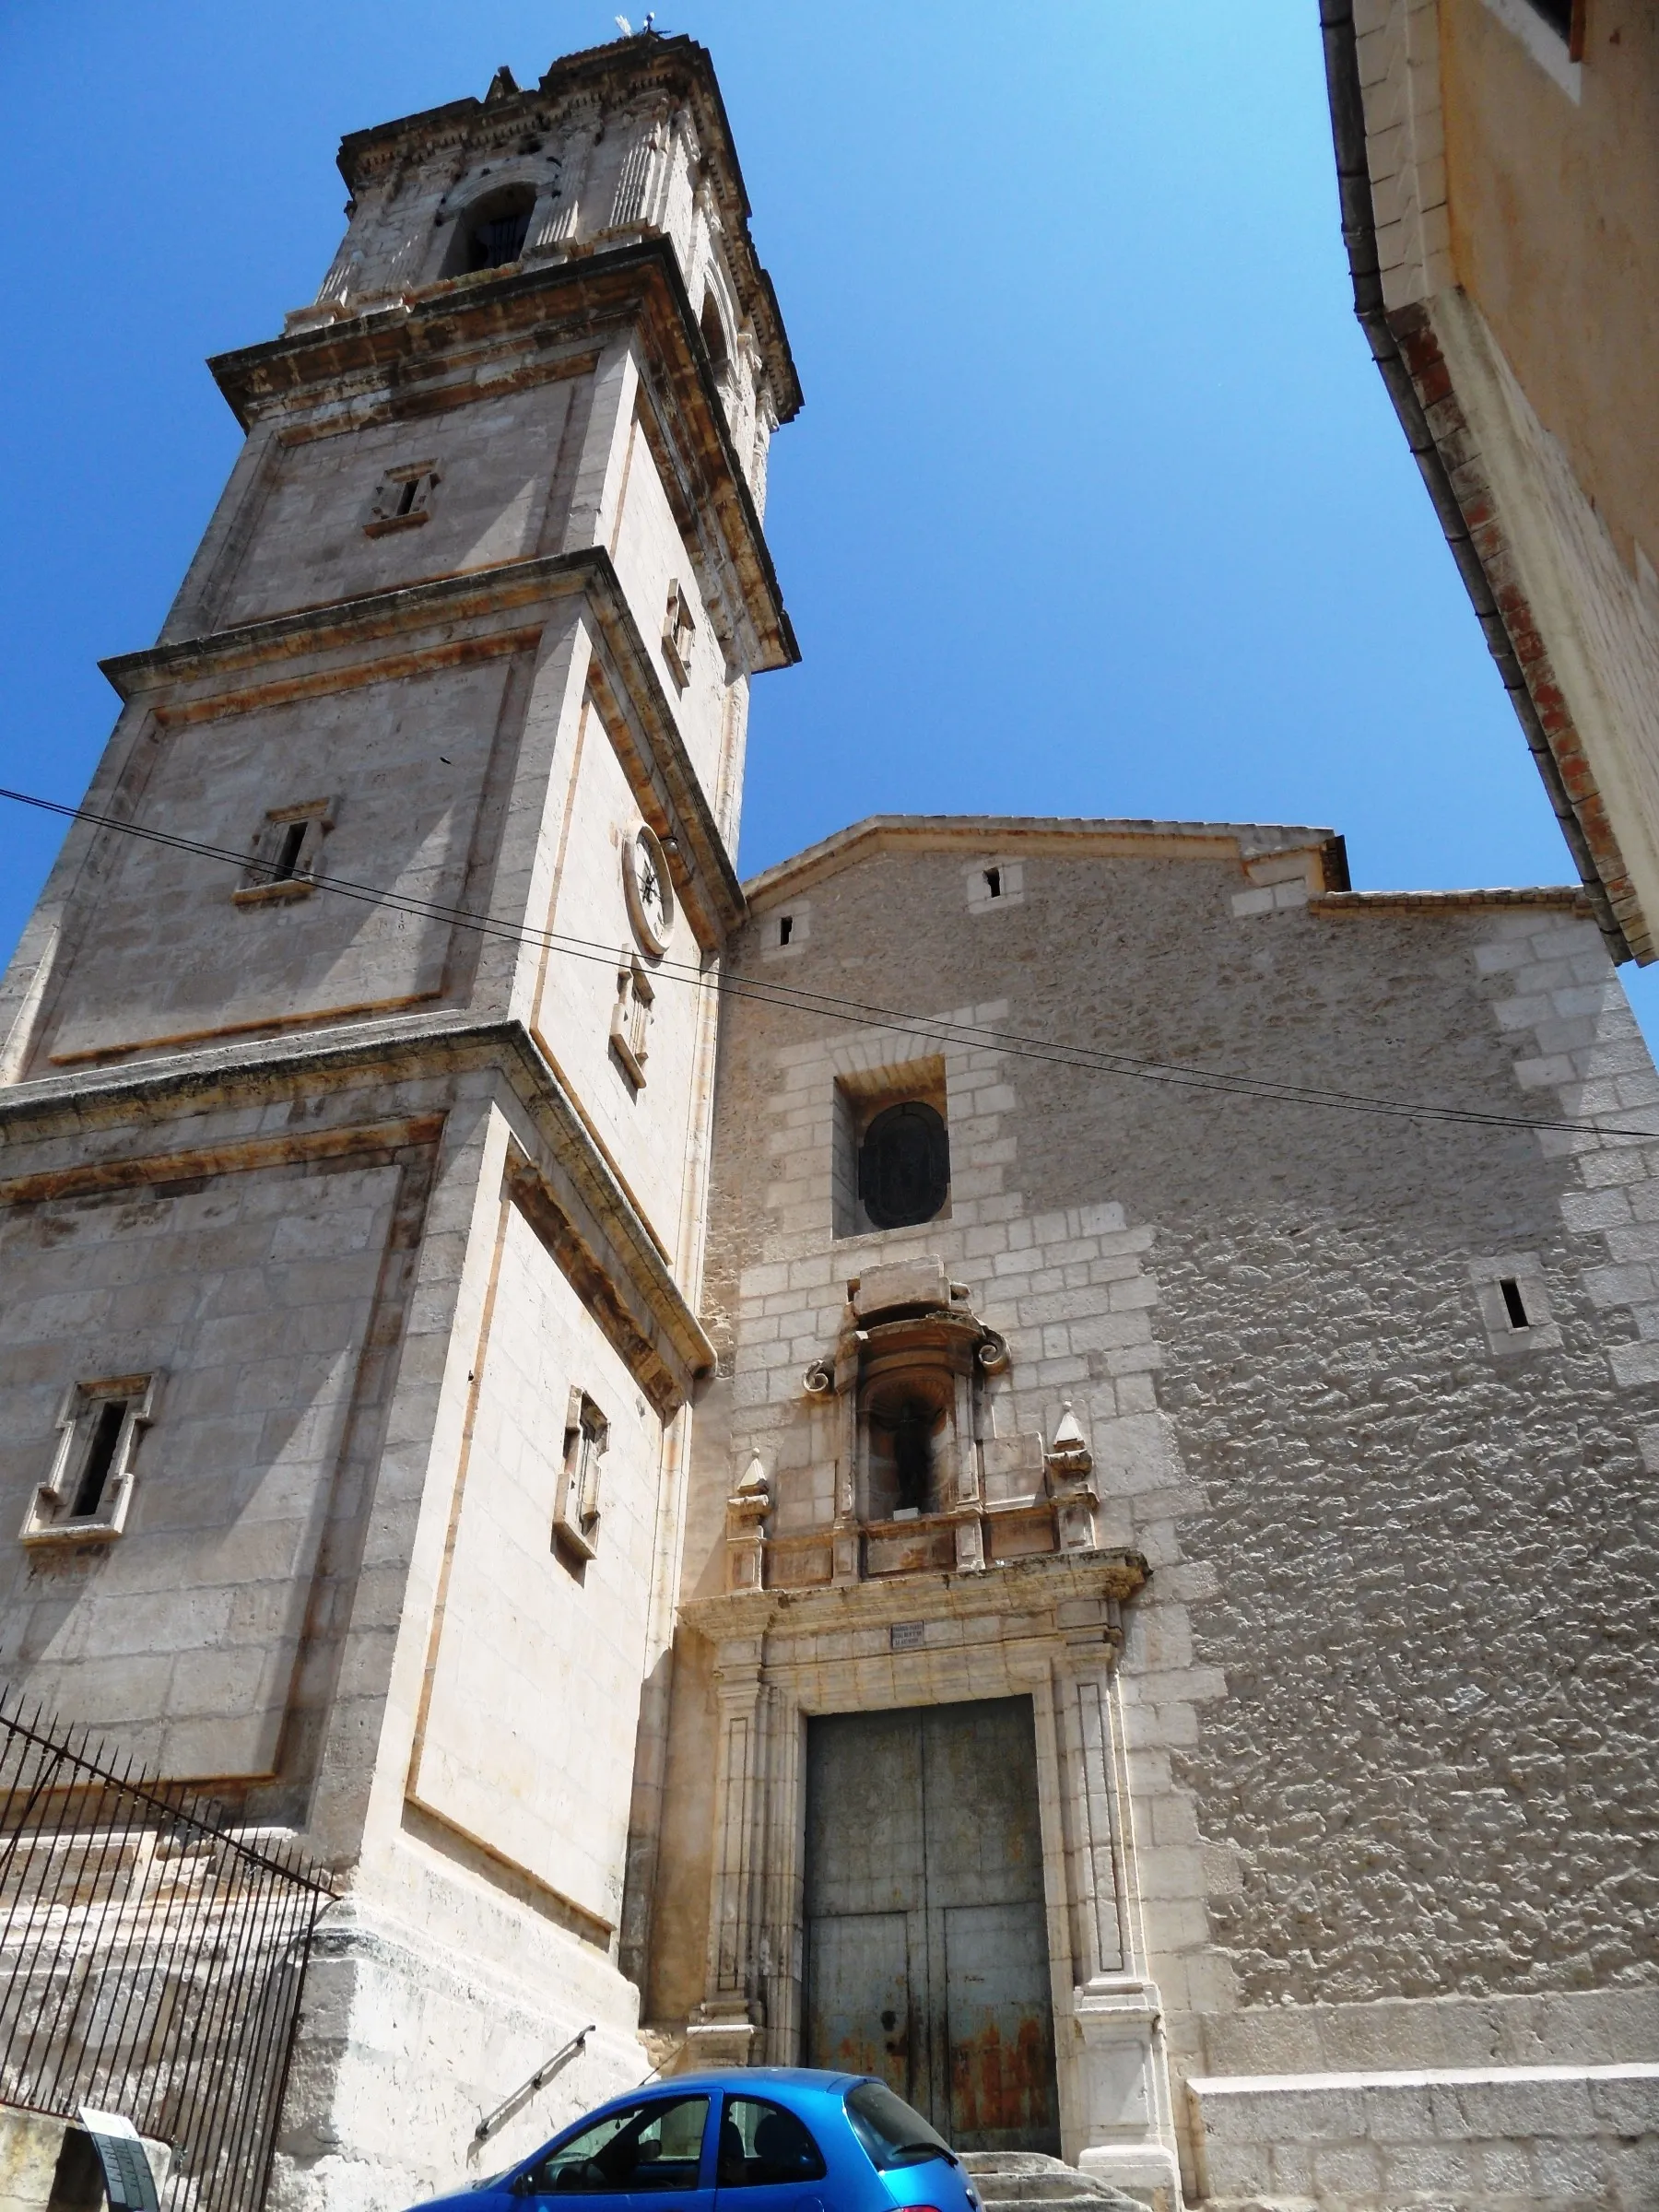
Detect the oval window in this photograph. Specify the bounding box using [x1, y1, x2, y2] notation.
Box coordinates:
[857, 1100, 949, 1230]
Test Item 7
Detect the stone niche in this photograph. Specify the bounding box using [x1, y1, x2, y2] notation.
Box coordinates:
[726, 1255, 1102, 1592]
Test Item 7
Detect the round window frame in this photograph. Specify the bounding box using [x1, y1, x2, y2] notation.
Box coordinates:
[623, 824, 676, 957]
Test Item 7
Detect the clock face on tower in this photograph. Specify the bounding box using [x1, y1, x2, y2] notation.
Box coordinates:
[623, 823, 675, 957]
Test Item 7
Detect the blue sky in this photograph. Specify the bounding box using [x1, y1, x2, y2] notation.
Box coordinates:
[4, 1, 1653, 1031]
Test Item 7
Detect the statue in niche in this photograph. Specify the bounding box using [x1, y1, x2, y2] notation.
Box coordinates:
[887, 1398, 935, 1512]
[865, 1375, 948, 1518]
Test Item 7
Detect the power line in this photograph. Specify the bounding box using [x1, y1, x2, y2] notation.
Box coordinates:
[3, 781, 1653, 1144]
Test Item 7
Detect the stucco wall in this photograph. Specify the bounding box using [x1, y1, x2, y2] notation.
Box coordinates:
[29, 655, 522, 1068]
[216, 378, 586, 631]
[408, 1191, 669, 1929]
[1441, 0, 1659, 583]
[0, 1142, 413, 1778]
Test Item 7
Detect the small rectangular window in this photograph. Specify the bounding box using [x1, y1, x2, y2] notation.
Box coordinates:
[662, 582, 696, 690]
[966, 857, 1023, 912]
[1472, 1255, 1558, 1357]
[760, 900, 809, 959]
[364, 465, 440, 535]
[235, 799, 334, 905]
[20, 1376, 157, 1547]
[553, 1389, 608, 1562]
[611, 955, 655, 1087]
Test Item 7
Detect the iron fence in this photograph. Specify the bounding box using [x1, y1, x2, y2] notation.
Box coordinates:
[0, 1688, 335, 2212]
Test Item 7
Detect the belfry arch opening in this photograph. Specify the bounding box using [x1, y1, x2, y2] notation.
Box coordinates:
[700, 290, 732, 382]
[443, 183, 536, 276]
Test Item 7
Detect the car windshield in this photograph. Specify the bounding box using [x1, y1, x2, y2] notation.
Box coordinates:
[844, 2082, 954, 2170]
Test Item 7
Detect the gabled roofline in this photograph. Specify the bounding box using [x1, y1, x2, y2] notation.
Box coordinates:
[741, 814, 1350, 906]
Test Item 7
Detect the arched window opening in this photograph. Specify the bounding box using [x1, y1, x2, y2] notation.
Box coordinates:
[448, 185, 536, 276]
[700, 291, 731, 381]
[857, 1100, 949, 1230]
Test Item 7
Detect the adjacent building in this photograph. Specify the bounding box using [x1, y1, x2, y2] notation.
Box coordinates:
[0, 31, 1655, 2212]
[1320, 0, 1659, 962]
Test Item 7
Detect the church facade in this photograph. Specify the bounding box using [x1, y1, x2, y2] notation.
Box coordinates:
[0, 35, 1654, 2212]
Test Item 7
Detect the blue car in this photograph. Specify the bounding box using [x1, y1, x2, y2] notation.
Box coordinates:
[442, 2069, 982, 2212]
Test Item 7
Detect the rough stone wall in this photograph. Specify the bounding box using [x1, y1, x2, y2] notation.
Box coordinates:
[1162, 1210, 1653, 2005]
[671, 831, 1659, 2057]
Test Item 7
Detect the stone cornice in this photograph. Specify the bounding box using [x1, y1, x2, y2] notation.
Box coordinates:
[742, 814, 1347, 908]
[680, 1548, 1151, 1646]
[0, 1012, 714, 1414]
[99, 547, 747, 947]
[1312, 887, 1591, 916]
[206, 239, 796, 673]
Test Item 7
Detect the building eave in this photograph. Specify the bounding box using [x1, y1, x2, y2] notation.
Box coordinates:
[1312, 886, 1591, 916]
[1318, 0, 1637, 964]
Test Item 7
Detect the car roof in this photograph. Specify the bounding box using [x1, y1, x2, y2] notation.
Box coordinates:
[644, 2067, 862, 2094]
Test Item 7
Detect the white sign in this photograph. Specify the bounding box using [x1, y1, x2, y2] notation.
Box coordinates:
[77, 2109, 160, 2212]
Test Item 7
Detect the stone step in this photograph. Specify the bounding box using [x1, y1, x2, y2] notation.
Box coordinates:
[958, 2151, 1143, 2209]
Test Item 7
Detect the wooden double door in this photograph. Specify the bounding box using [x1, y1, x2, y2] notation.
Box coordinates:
[803, 1696, 1060, 2153]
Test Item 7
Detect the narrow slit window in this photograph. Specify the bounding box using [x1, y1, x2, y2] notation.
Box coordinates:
[662, 582, 696, 690]
[553, 1391, 608, 1562]
[984, 867, 1002, 900]
[1524, 0, 1583, 50]
[272, 821, 308, 884]
[1499, 1277, 1530, 1329]
[72, 1400, 127, 1518]
[778, 915, 794, 947]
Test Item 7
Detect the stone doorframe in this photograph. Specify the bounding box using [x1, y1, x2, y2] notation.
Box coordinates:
[677, 1553, 1182, 2207]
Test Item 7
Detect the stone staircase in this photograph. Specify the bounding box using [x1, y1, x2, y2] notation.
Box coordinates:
[959, 2151, 1147, 2212]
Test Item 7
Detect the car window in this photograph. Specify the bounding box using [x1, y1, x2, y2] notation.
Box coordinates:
[716, 2098, 827, 2188]
[521, 2096, 711, 2194]
[843, 2081, 952, 2171]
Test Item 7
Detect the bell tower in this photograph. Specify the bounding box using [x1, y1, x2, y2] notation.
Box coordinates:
[0, 32, 797, 2206]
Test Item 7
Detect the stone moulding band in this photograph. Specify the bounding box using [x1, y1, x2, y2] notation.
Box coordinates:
[0, 1014, 714, 1410]
[97, 546, 747, 948]
[205, 235, 798, 671]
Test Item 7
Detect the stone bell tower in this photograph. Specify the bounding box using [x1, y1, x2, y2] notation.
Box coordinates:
[0, 32, 797, 2209]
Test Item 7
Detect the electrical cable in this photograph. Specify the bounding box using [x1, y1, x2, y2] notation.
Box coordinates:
[3, 781, 1654, 1144]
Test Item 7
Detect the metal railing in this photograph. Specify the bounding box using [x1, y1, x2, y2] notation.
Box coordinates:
[0, 1688, 335, 2212]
